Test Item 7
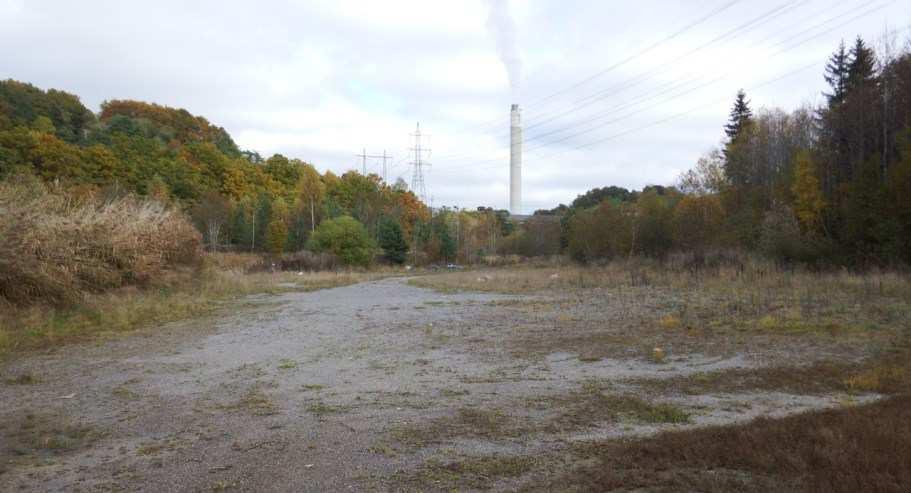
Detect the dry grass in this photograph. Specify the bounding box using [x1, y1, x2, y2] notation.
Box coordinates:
[413, 260, 910, 366]
[535, 395, 911, 492]
[0, 177, 202, 307]
[394, 455, 540, 490]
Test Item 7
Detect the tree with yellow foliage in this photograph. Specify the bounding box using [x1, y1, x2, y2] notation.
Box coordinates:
[297, 163, 324, 232]
[791, 150, 826, 232]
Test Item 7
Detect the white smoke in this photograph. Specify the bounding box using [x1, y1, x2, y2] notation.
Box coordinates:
[484, 0, 522, 94]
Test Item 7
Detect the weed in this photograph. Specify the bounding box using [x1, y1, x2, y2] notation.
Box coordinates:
[211, 480, 237, 491]
[111, 386, 140, 400]
[3, 373, 39, 385]
[305, 400, 346, 417]
[659, 314, 682, 329]
[398, 455, 538, 489]
[0, 412, 103, 466]
[219, 388, 278, 417]
[277, 359, 298, 370]
[844, 366, 907, 393]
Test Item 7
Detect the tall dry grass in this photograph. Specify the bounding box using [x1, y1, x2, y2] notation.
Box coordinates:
[0, 177, 202, 307]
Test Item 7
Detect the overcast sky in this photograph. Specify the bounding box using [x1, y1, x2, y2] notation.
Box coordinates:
[2, 0, 909, 212]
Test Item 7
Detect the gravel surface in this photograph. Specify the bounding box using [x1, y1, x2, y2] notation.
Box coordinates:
[0, 277, 871, 492]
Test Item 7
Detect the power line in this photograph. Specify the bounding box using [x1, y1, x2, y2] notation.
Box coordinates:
[435, 0, 892, 171]
[432, 0, 748, 146]
[434, 0, 808, 164]
[525, 0, 747, 108]
[520, 0, 807, 132]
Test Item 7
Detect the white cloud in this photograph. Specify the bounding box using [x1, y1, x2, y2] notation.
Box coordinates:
[2, 0, 908, 213]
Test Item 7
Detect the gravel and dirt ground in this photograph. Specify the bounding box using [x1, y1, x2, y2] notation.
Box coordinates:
[0, 270, 904, 491]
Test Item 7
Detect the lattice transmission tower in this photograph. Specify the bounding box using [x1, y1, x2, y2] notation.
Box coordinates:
[409, 122, 431, 204]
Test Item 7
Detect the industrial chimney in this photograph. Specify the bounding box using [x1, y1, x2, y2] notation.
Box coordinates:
[510, 104, 522, 215]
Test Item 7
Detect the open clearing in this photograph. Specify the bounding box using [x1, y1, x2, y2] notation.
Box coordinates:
[1, 266, 909, 491]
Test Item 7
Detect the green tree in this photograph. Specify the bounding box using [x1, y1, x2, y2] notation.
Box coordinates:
[724, 89, 753, 142]
[378, 217, 408, 264]
[847, 36, 876, 91]
[307, 216, 376, 267]
[31, 116, 55, 134]
[823, 40, 850, 106]
[438, 222, 456, 262]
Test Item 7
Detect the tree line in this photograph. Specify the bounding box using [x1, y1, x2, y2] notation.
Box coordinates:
[519, 35, 911, 266]
[0, 80, 519, 266]
[3, 34, 908, 267]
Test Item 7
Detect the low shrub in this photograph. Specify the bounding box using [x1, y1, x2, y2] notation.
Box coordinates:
[275, 250, 339, 272]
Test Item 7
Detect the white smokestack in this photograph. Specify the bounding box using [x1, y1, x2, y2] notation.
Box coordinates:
[510, 104, 522, 215]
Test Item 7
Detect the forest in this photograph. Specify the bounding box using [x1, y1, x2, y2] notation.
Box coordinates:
[1, 35, 910, 269]
[530, 36, 911, 267]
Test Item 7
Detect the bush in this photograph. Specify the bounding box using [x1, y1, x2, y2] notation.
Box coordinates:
[0, 176, 202, 306]
[275, 251, 338, 272]
[759, 204, 830, 265]
[306, 216, 376, 267]
[378, 218, 408, 264]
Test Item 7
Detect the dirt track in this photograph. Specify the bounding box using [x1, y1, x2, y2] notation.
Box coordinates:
[0, 277, 874, 492]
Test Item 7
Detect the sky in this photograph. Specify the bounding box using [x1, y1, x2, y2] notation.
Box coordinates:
[1, 0, 909, 213]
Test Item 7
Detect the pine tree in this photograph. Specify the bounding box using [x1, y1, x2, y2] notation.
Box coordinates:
[823, 40, 850, 106]
[723, 90, 753, 142]
[378, 217, 408, 264]
[438, 224, 457, 262]
[847, 36, 876, 92]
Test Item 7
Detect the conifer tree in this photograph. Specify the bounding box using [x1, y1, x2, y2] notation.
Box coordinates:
[723, 90, 753, 142]
[847, 36, 876, 92]
[378, 217, 408, 264]
[823, 40, 850, 106]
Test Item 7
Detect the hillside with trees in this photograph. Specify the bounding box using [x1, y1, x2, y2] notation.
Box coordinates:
[0, 81, 439, 265]
[2, 34, 909, 269]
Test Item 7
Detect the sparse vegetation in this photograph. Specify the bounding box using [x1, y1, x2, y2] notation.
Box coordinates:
[0, 258, 382, 355]
[539, 395, 911, 492]
[0, 412, 104, 474]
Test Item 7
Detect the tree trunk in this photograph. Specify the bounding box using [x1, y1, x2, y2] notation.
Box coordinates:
[310, 199, 315, 232]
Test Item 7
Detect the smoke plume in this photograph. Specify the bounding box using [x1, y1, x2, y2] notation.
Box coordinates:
[484, 0, 522, 93]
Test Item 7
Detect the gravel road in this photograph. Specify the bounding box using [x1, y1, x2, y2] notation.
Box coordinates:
[0, 277, 868, 492]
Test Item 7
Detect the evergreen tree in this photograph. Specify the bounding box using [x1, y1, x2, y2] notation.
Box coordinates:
[847, 36, 876, 92]
[230, 201, 254, 250]
[723, 90, 753, 142]
[438, 222, 457, 262]
[378, 217, 408, 264]
[823, 40, 850, 106]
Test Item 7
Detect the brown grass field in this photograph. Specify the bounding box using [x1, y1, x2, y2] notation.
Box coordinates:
[2, 255, 909, 491]
[399, 261, 911, 491]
